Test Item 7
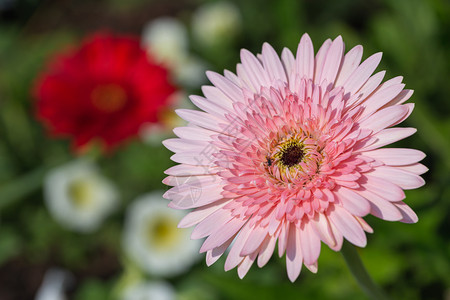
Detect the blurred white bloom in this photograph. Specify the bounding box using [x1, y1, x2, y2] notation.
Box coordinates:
[175, 56, 208, 88]
[122, 281, 175, 300]
[142, 17, 188, 68]
[35, 269, 72, 300]
[192, 1, 242, 47]
[142, 17, 207, 87]
[44, 160, 118, 233]
[123, 191, 200, 277]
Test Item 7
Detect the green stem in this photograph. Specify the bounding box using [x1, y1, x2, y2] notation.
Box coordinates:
[341, 241, 389, 300]
[0, 158, 69, 211]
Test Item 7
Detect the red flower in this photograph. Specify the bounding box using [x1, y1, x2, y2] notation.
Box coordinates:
[34, 33, 177, 151]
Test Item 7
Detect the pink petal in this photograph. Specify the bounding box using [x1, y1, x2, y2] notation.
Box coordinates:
[286, 223, 303, 282]
[313, 39, 332, 84]
[397, 163, 428, 175]
[328, 205, 367, 247]
[237, 252, 257, 279]
[342, 52, 382, 95]
[335, 186, 371, 217]
[190, 95, 231, 118]
[358, 127, 417, 151]
[163, 138, 207, 153]
[356, 189, 403, 221]
[358, 105, 409, 133]
[206, 71, 243, 102]
[327, 216, 344, 251]
[335, 45, 363, 87]
[305, 261, 318, 273]
[170, 151, 212, 165]
[395, 201, 418, 223]
[299, 222, 321, 265]
[368, 166, 425, 190]
[240, 49, 271, 89]
[281, 47, 295, 76]
[163, 174, 218, 187]
[206, 237, 234, 266]
[176, 109, 222, 132]
[178, 199, 230, 228]
[363, 148, 426, 166]
[191, 208, 234, 239]
[262, 42, 287, 83]
[278, 221, 289, 257]
[319, 36, 344, 85]
[224, 223, 253, 271]
[257, 236, 277, 268]
[356, 70, 386, 100]
[360, 83, 405, 119]
[201, 217, 247, 252]
[202, 86, 235, 108]
[164, 164, 218, 176]
[166, 184, 223, 209]
[173, 126, 215, 142]
[310, 213, 336, 248]
[241, 225, 268, 256]
[363, 174, 406, 201]
[384, 89, 414, 107]
[296, 33, 315, 80]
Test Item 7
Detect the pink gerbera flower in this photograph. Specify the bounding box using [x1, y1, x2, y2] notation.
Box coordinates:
[163, 34, 426, 281]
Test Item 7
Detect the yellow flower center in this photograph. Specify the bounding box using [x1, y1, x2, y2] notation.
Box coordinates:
[68, 179, 95, 209]
[271, 136, 306, 170]
[91, 84, 127, 113]
[145, 216, 181, 251]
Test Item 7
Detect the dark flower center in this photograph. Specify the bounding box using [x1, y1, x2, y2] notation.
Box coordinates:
[280, 144, 304, 167]
[91, 84, 128, 113]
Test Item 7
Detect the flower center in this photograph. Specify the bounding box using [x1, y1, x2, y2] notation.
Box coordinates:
[68, 179, 95, 210]
[272, 137, 305, 169]
[145, 216, 181, 251]
[91, 84, 127, 113]
[280, 144, 304, 167]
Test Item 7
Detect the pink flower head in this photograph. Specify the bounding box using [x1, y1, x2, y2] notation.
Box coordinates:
[163, 34, 426, 281]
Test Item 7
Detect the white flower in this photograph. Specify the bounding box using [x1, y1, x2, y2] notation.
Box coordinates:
[123, 191, 200, 277]
[142, 17, 188, 68]
[122, 281, 175, 300]
[44, 160, 118, 233]
[191, 1, 241, 47]
[35, 269, 72, 300]
[142, 17, 207, 87]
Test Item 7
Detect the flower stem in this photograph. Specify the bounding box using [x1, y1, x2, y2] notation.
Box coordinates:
[341, 241, 389, 300]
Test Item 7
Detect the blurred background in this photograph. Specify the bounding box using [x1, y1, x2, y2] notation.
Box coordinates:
[0, 0, 449, 299]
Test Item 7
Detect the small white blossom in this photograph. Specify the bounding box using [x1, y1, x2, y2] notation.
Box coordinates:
[121, 281, 175, 300]
[191, 1, 242, 47]
[35, 269, 72, 300]
[142, 17, 207, 87]
[123, 191, 200, 277]
[44, 160, 118, 233]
